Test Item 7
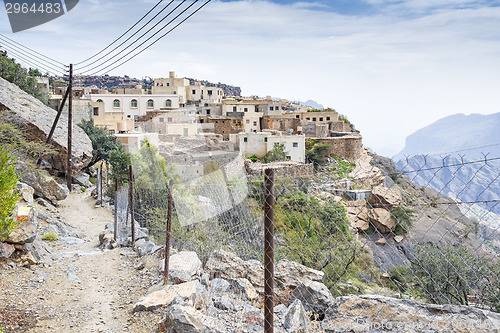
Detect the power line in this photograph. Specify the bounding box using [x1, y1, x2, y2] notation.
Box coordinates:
[0, 45, 66, 76]
[0, 33, 66, 68]
[91, 0, 211, 76]
[0, 38, 67, 74]
[75, 0, 181, 73]
[77, 0, 193, 75]
[75, 0, 167, 66]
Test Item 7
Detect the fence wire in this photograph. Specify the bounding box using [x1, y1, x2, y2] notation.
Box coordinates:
[115, 150, 499, 331]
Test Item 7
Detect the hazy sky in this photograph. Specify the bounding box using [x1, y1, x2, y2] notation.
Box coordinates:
[1, 0, 500, 157]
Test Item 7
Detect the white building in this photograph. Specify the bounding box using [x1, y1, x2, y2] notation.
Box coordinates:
[238, 132, 306, 163]
[90, 94, 180, 120]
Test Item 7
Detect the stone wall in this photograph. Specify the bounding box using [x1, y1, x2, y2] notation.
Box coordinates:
[330, 121, 352, 132]
[245, 160, 314, 178]
[314, 135, 363, 162]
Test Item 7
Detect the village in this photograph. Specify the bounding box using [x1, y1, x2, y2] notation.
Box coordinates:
[44, 71, 363, 181]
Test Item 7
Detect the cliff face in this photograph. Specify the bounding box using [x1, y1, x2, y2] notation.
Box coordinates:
[0, 77, 92, 175]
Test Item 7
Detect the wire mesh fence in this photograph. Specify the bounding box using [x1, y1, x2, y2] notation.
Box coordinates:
[113, 150, 499, 331]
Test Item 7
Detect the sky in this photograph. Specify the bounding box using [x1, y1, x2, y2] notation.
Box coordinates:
[1, 0, 500, 157]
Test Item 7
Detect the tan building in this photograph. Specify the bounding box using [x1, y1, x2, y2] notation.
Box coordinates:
[199, 116, 244, 140]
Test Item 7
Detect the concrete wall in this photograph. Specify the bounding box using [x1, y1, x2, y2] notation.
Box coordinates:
[239, 132, 306, 163]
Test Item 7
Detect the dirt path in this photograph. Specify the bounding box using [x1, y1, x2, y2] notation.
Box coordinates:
[0, 190, 162, 333]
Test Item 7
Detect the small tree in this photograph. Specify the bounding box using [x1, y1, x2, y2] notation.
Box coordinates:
[306, 141, 331, 166]
[261, 143, 288, 163]
[0, 147, 20, 241]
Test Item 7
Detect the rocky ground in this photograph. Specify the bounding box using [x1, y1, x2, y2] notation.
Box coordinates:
[0, 190, 165, 333]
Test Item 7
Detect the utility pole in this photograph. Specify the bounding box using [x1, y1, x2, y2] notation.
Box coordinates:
[67, 64, 73, 191]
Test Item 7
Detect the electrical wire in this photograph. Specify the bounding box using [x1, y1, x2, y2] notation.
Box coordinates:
[0, 33, 66, 68]
[0, 45, 66, 76]
[90, 0, 211, 76]
[0, 38, 67, 74]
[76, 0, 192, 75]
[74, 0, 167, 66]
[75, 0, 180, 72]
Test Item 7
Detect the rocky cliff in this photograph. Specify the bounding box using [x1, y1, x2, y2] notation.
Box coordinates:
[0, 77, 92, 176]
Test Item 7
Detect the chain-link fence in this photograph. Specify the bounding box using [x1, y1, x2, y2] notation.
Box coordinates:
[114, 150, 500, 331]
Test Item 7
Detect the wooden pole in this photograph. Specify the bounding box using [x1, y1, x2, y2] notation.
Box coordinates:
[164, 179, 174, 284]
[66, 64, 73, 191]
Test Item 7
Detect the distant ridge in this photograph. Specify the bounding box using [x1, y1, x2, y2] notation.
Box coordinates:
[394, 112, 500, 160]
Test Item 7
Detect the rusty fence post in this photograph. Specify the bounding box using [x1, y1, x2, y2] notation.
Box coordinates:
[67, 64, 73, 191]
[264, 168, 275, 333]
[129, 165, 135, 247]
[99, 165, 103, 207]
[114, 178, 118, 242]
[164, 179, 174, 285]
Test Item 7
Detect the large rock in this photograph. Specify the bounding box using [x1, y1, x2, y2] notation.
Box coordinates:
[290, 280, 335, 316]
[368, 208, 396, 233]
[283, 300, 310, 332]
[133, 280, 207, 312]
[163, 304, 220, 333]
[322, 294, 500, 333]
[5, 206, 37, 244]
[0, 242, 15, 258]
[159, 251, 202, 284]
[345, 200, 370, 232]
[230, 278, 259, 303]
[369, 185, 402, 209]
[72, 171, 92, 187]
[205, 250, 264, 291]
[16, 182, 34, 205]
[0, 77, 92, 174]
[275, 259, 324, 290]
[16, 161, 69, 203]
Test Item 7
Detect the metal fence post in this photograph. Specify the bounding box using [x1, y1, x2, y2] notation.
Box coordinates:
[264, 168, 275, 333]
[129, 165, 135, 247]
[100, 165, 103, 207]
[164, 179, 174, 284]
[114, 178, 118, 242]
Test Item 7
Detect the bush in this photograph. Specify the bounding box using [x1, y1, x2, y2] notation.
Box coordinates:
[41, 232, 58, 241]
[261, 143, 288, 163]
[391, 206, 414, 235]
[0, 147, 20, 241]
[246, 154, 258, 163]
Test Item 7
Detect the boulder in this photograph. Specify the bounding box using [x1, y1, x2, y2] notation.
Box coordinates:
[376, 237, 387, 246]
[0, 77, 92, 175]
[291, 280, 335, 316]
[283, 300, 310, 332]
[275, 259, 324, 290]
[134, 238, 160, 256]
[16, 182, 34, 205]
[209, 278, 231, 296]
[346, 202, 370, 232]
[322, 294, 500, 333]
[133, 280, 208, 312]
[369, 185, 402, 209]
[5, 207, 37, 244]
[368, 208, 396, 233]
[159, 251, 202, 284]
[163, 304, 220, 333]
[29, 236, 52, 262]
[230, 278, 259, 303]
[72, 171, 92, 187]
[16, 161, 69, 203]
[394, 235, 404, 243]
[0, 242, 15, 258]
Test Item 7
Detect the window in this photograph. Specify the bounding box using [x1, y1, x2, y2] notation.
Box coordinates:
[183, 128, 189, 137]
[306, 118, 310, 121]
[276, 106, 280, 110]
[243, 137, 248, 142]
[233, 106, 237, 112]
[96, 99, 103, 103]
[127, 115, 131, 118]
[166, 99, 172, 107]
[320, 117, 324, 122]
[253, 121, 257, 126]
[113, 99, 120, 108]
[270, 106, 274, 111]
[313, 117, 317, 121]
[208, 90, 213, 95]
[159, 118, 164, 123]
[93, 107, 99, 116]
[326, 117, 330, 121]
[293, 142, 298, 148]
[246, 119, 250, 124]
[168, 117, 172, 122]
[206, 109, 211, 115]
[244, 108, 248, 112]
[147, 99, 154, 108]
[296, 115, 300, 119]
[131, 99, 138, 108]
[192, 90, 196, 94]
[264, 137, 268, 142]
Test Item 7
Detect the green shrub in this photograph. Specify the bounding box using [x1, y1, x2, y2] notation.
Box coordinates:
[246, 154, 258, 163]
[261, 143, 289, 163]
[391, 206, 414, 235]
[41, 232, 58, 241]
[0, 147, 20, 241]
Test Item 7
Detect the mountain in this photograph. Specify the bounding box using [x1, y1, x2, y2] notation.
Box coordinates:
[394, 113, 500, 160]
